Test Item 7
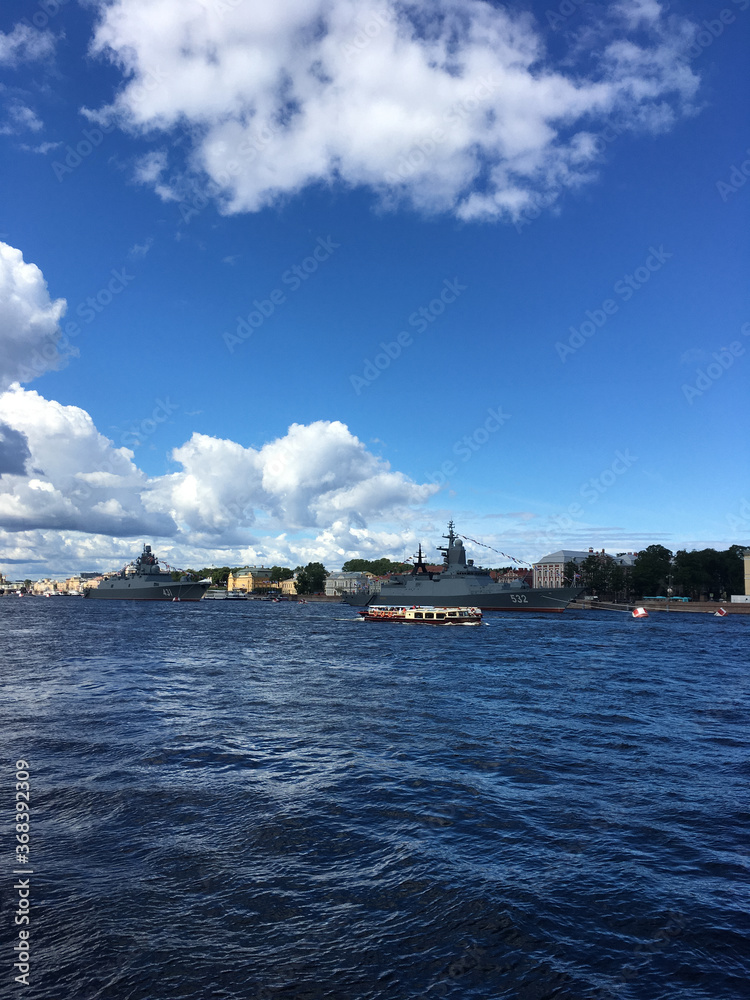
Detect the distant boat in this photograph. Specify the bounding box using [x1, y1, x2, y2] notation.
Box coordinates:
[203, 590, 248, 601]
[358, 605, 482, 626]
[83, 546, 210, 602]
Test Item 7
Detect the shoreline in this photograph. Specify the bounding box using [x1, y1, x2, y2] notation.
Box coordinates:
[570, 599, 750, 615]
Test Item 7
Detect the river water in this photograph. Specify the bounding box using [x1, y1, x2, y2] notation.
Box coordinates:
[1, 599, 748, 999]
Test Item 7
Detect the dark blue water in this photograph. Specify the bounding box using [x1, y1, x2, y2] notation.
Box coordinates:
[1, 600, 748, 999]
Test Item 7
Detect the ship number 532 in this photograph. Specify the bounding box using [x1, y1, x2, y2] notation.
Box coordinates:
[511, 594, 528, 604]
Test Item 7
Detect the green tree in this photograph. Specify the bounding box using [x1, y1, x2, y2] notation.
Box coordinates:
[578, 554, 613, 594]
[673, 546, 744, 600]
[631, 545, 673, 597]
[725, 544, 746, 595]
[608, 563, 628, 602]
[294, 562, 328, 594]
[270, 566, 294, 582]
[341, 557, 411, 574]
[172, 568, 197, 581]
[208, 566, 232, 586]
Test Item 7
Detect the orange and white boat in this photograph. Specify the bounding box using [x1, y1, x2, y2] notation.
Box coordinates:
[358, 605, 482, 625]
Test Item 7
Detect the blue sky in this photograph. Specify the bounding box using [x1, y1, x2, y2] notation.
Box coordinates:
[0, 0, 748, 577]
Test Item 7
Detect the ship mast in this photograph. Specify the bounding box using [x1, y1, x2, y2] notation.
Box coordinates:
[436, 520, 456, 566]
[410, 542, 429, 575]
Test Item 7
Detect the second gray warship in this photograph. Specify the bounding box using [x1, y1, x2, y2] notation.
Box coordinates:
[342, 522, 583, 612]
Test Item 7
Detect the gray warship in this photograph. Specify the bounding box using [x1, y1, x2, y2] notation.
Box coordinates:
[342, 522, 583, 612]
[83, 545, 210, 601]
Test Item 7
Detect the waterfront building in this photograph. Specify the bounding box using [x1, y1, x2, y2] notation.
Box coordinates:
[325, 571, 373, 597]
[227, 566, 274, 593]
[533, 548, 637, 588]
[533, 550, 590, 588]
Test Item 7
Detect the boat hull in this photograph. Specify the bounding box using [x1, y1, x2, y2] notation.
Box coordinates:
[359, 605, 482, 625]
[343, 586, 581, 612]
[83, 580, 209, 601]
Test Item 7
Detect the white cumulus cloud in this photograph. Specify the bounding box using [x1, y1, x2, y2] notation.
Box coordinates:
[87, 0, 700, 222]
[0, 388, 437, 569]
[0, 241, 76, 392]
[0, 386, 176, 536]
[151, 419, 437, 536]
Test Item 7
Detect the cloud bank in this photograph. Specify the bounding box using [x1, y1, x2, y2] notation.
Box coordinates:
[0, 386, 437, 569]
[88, 0, 700, 221]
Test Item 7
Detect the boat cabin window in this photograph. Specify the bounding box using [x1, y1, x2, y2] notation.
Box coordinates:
[425, 612, 434, 619]
[436, 613, 445, 619]
[414, 612, 423, 619]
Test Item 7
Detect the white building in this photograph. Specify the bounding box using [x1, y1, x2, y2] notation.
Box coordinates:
[533, 548, 637, 587]
[325, 571, 373, 597]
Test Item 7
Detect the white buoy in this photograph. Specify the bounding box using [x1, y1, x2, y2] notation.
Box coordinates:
[632, 607, 649, 618]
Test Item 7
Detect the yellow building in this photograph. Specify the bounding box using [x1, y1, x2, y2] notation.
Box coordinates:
[227, 566, 273, 593]
[280, 577, 297, 596]
[744, 550, 750, 595]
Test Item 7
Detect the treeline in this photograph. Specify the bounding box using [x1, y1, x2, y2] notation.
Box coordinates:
[341, 557, 412, 574]
[566, 544, 745, 601]
[172, 565, 297, 585]
[172, 562, 328, 595]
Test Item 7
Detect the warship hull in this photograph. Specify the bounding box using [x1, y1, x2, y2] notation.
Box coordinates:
[343, 587, 580, 612]
[83, 544, 210, 601]
[84, 579, 209, 601]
